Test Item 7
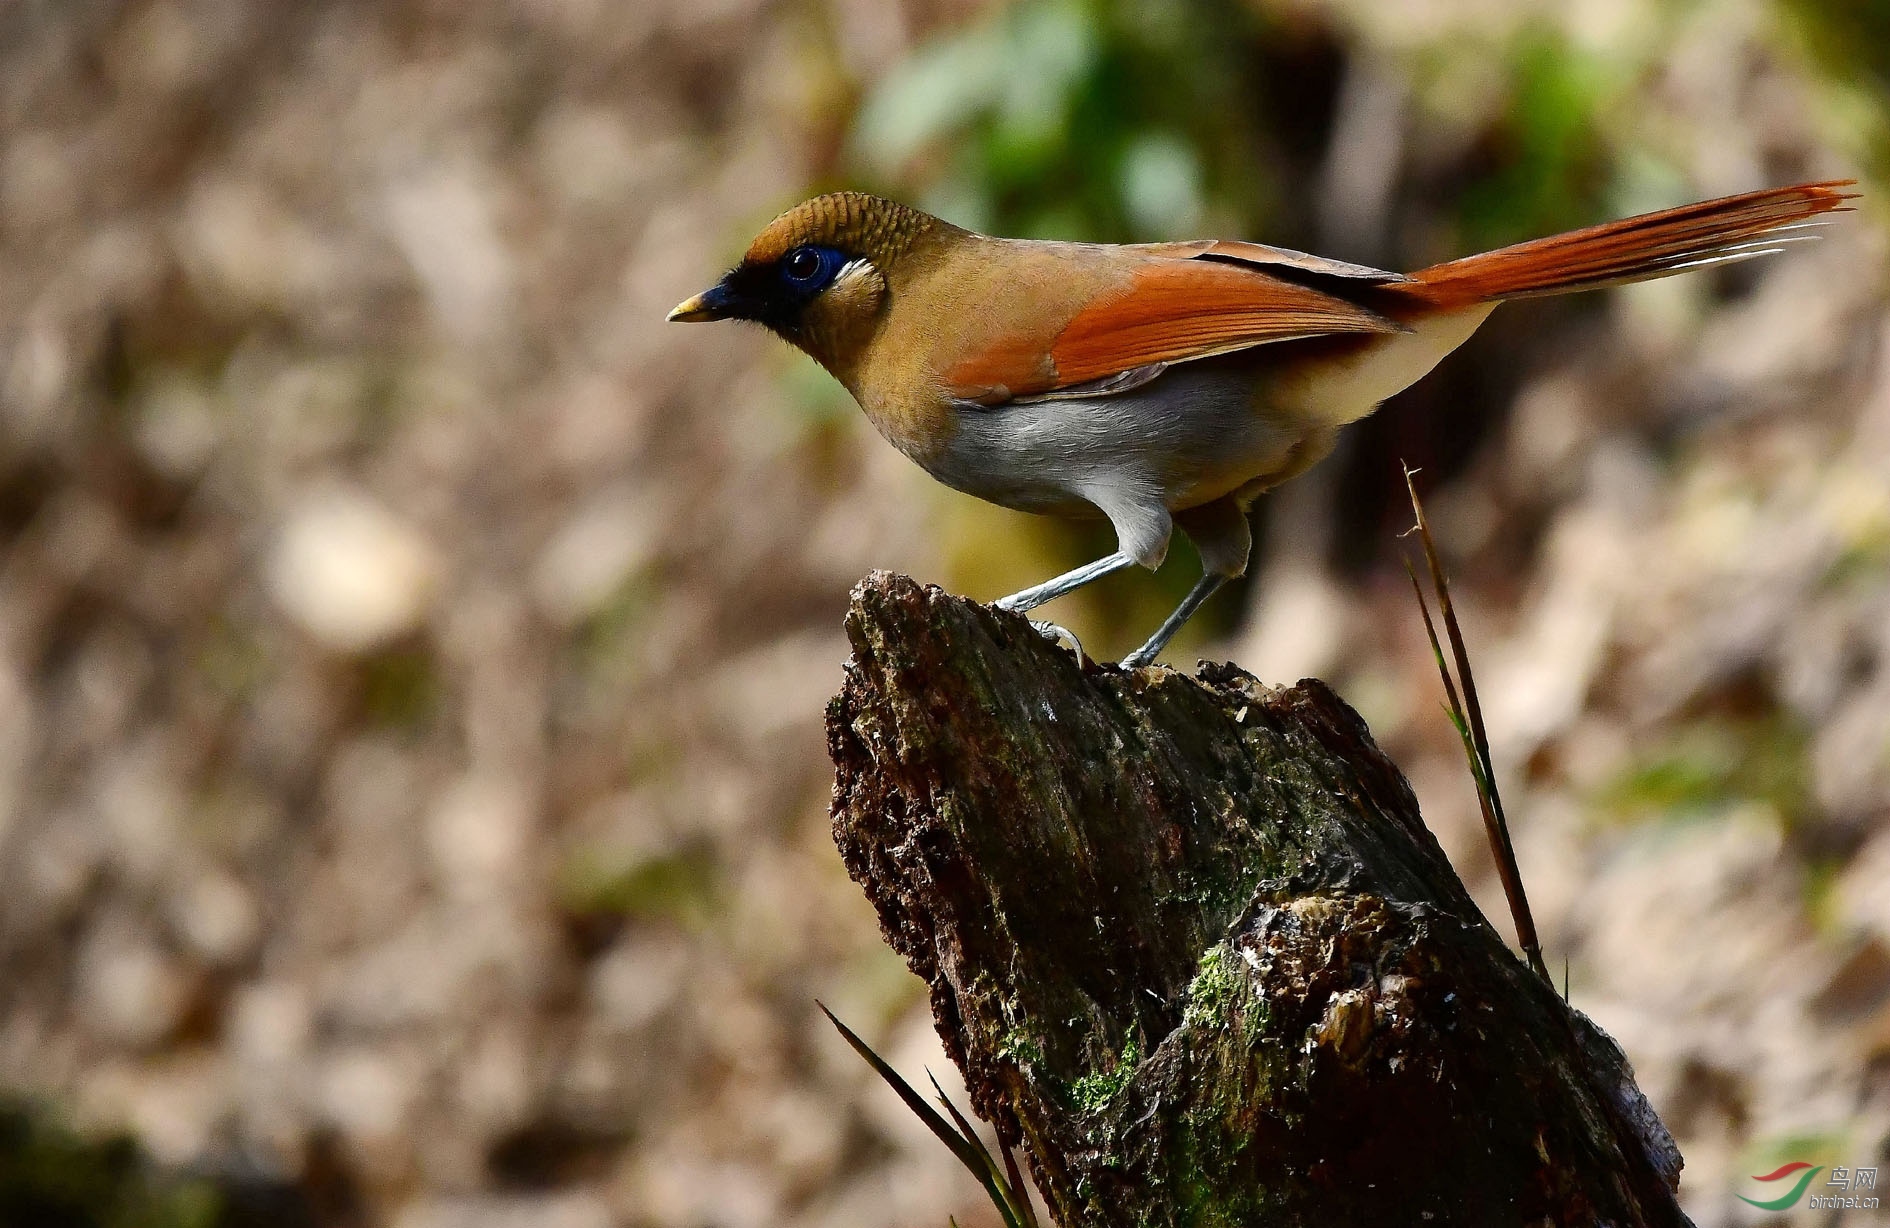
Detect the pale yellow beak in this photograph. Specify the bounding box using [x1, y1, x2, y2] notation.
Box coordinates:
[667, 292, 720, 323]
[669, 277, 751, 322]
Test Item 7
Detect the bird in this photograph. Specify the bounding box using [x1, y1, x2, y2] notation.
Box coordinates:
[669, 180, 1854, 667]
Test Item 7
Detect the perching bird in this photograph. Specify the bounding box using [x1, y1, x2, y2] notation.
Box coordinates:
[669, 181, 1854, 667]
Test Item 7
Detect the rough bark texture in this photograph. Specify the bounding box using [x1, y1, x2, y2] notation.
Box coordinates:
[827, 572, 1690, 1228]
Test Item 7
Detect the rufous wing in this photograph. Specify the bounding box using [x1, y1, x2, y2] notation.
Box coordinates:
[944, 256, 1402, 405]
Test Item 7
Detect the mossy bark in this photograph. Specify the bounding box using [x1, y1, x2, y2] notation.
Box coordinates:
[827, 572, 1689, 1228]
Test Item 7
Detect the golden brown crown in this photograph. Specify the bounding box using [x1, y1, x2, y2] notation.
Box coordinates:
[741, 192, 953, 270]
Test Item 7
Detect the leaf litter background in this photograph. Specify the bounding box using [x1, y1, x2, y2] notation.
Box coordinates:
[1, 0, 1888, 1224]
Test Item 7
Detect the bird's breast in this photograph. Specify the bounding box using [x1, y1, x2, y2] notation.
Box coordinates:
[851, 383, 961, 470]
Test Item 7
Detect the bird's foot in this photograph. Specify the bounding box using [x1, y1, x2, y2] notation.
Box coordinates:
[1028, 619, 1085, 660]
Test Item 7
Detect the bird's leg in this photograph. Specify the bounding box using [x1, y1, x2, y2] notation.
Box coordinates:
[994, 550, 1137, 614]
[995, 550, 1136, 659]
[1120, 495, 1251, 669]
[1120, 573, 1228, 668]
[999, 491, 1173, 655]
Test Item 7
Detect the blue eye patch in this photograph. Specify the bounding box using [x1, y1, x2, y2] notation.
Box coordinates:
[777, 245, 849, 298]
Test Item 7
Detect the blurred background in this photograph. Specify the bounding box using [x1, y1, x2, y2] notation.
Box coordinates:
[0, 0, 1887, 1224]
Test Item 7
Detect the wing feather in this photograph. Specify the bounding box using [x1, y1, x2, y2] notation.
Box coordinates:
[1132, 239, 1409, 283]
[945, 256, 1400, 405]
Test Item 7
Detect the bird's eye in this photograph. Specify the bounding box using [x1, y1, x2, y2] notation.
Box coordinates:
[784, 247, 825, 283]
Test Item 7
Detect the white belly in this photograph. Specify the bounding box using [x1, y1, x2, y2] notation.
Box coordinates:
[924, 363, 1302, 516]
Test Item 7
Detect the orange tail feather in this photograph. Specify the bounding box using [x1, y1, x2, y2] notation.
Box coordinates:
[1399, 180, 1857, 310]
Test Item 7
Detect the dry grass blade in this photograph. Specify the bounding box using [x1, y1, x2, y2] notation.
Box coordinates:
[819, 1003, 1038, 1228]
[1402, 468, 1552, 985]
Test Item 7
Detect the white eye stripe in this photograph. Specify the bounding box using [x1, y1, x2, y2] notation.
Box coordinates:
[833, 258, 874, 285]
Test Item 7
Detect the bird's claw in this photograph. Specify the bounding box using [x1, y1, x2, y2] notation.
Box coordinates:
[1029, 619, 1085, 660]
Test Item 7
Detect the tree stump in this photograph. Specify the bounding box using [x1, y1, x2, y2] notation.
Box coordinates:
[826, 572, 1689, 1227]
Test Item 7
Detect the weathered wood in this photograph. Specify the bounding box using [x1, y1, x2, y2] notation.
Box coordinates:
[827, 572, 1688, 1228]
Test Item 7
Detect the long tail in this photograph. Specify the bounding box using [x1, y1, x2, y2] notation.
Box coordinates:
[1398, 180, 1857, 310]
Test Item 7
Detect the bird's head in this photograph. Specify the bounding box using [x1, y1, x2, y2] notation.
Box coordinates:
[668, 192, 955, 381]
